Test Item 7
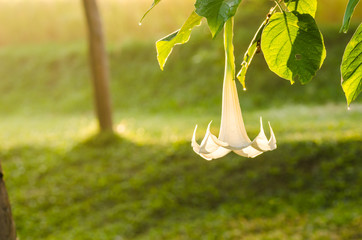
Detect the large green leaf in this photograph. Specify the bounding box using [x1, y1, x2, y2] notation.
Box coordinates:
[140, 0, 162, 23]
[156, 11, 202, 70]
[195, 0, 242, 38]
[340, 0, 360, 33]
[284, 0, 317, 17]
[341, 24, 362, 106]
[261, 12, 326, 84]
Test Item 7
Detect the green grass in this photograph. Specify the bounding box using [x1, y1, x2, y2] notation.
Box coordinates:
[1, 104, 362, 239]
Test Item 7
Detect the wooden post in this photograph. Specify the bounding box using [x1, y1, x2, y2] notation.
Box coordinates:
[83, 0, 113, 132]
[0, 162, 16, 240]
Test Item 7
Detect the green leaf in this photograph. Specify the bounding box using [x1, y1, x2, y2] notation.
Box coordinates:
[340, 0, 360, 33]
[285, 0, 317, 17]
[195, 0, 242, 38]
[156, 11, 202, 70]
[261, 12, 326, 84]
[341, 23, 362, 106]
[140, 0, 162, 23]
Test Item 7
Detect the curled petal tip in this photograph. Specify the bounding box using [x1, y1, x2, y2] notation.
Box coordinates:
[191, 126, 198, 146]
[259, 116, 264, 131]
[267, 121, 277, 149]
[192, 125, 198, 139]
[267, 121, 274, 135]
[206, 121, 213, 133]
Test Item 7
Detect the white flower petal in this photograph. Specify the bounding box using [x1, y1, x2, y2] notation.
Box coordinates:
[200, 147, 231, 160]
[218, 70, 251, 148]
[250, 117, 270, 151]
[199, 133, 221, 154]
[268, 121, 277, 149]
[234, 145, 264, 158]
[199, 121, 216, 153]
[191, 122, 231, 160]
[250, 117, 277, 152]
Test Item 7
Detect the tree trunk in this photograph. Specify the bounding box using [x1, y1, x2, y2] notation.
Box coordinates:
[83, 0, 113, 132]
[0, 162, 16, 240]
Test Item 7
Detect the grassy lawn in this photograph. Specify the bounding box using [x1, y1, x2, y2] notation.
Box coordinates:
[1, 104, 361, 240]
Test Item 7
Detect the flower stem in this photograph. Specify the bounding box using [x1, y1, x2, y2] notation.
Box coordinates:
[224, 17, 235, 79]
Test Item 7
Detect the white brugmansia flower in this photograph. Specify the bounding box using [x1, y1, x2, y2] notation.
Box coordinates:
[192, 18, 277, 160]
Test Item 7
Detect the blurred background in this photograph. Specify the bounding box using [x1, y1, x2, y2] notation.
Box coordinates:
[0, 0, 361, 239]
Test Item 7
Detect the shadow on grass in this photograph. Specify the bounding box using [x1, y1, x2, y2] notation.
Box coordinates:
[2, 134, 362, 239]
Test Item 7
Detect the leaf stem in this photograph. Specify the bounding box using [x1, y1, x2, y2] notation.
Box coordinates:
[274, 0, 285, 13]
[236, 5, 277, 88]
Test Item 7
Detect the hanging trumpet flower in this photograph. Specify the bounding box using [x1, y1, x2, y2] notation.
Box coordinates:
[192, 18, 277, 160]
